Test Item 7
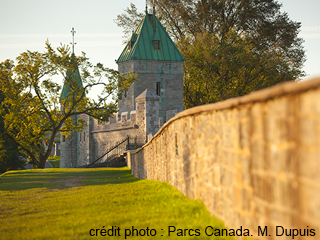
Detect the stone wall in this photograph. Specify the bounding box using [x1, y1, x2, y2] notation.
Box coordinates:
[60, 115, 78, 168]
[76, 114, 94, 166]
[127, 78, 320, 239]
[60, 88, 169, 167]
[90, 90, 161, 164]
[118, 59, 184, 118]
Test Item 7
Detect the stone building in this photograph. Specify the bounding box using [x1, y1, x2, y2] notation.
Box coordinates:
[59, 8, 184, 168]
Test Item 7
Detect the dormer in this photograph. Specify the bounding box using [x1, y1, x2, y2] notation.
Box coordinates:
[153, 33, 160, 50]
[128, 33, 137, 51]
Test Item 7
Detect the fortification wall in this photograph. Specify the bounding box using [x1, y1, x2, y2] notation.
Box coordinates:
[91, 111, 143, 162]
[127, 78, 320, 239]
[92, 127, 142, 160]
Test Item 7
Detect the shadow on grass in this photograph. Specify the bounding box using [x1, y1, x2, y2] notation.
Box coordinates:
[0, 167, 140, 191]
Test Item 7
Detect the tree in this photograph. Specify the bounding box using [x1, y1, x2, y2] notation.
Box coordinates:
[0, 91, 24, 173]
[114, 2, 145, 43]
[0, 42, 136, 169]
[115, 0, 305, 107]
[180, 30, 304, 107]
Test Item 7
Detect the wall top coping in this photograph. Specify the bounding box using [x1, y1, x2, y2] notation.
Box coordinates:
[92, 125, 138, 134]
[137, 77, 320, 151]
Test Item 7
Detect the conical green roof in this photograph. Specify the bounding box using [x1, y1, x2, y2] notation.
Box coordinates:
[60, 62, 84, 101]
[116, 12, 184, 63]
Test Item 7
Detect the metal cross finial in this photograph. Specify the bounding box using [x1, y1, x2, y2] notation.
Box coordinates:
[70, 27, 77, 55]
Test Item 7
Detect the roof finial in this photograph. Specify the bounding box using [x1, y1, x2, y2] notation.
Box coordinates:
[70, 27, 77, 55]
[145, 3, 148, 14]
[153, 0, 156, 15]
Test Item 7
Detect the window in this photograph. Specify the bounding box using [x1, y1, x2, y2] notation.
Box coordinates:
[156, 82, 161, 96]
[154, 40, 160, 50]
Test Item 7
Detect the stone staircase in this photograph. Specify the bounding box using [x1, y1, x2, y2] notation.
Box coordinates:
[86, 153, 127, 168]
[82, 136, 145, 168]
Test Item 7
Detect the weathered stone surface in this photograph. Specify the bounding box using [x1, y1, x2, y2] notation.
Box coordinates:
[60, 89, 166, 167]
[127, 78, 320, 240]
[118, 60, 184, 117]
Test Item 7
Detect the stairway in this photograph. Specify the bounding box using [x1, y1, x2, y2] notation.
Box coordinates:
[86, 153, 127, 168]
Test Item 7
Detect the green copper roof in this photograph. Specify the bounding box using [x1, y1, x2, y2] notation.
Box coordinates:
[116, 13, 184, 63]
[60, 64, 84, 101]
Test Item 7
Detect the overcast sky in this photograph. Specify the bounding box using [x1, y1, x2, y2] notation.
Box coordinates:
[1, 0, 319, 95]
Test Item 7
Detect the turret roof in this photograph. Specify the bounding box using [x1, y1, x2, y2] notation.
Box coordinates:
[60, 60, 84, 101]
[116, 12, 184, 63]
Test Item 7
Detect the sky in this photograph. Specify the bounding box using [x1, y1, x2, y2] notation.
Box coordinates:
[0, 0, 319, 98]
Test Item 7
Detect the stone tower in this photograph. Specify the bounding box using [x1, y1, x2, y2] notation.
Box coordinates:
[116, 7, 185, 123]
[59, 12, 185, 168]
[59, 57, 86, 168]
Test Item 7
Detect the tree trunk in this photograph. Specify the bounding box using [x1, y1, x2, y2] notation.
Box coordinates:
[32, 156, 46, 169]
[38, 158, 46, 169]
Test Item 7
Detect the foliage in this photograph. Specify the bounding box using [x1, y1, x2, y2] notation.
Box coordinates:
[115, 0, 306, 107]
[0, 42, 137, 168]
[114, 2, 145, 43]
[0, 91, 24, 173]
[0, 168, 235, 240]
[0, 135, 24, 173]
[180, 30, 304, 107]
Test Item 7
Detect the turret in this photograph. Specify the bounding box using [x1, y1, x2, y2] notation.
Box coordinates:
[116, 8, 184, 123]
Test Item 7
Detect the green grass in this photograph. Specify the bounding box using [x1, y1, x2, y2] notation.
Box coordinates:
[48, 160, 60, 168]
[47, 155, 60, 168]
[48, 155, 60, 161]
[0, 168, 236, 240]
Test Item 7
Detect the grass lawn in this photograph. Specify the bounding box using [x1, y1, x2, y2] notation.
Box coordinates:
[47, 156, 60, 168]
[0, 168, 236, 240]
[47, 160, 60, 168]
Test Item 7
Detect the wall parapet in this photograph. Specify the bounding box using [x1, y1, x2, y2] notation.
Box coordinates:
[147, 78, 320, 147]
[91, 125, 139, 134]
[127, 78, 320, 239]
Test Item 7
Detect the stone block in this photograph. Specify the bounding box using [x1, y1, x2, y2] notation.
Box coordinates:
[121, 112, 129, 122]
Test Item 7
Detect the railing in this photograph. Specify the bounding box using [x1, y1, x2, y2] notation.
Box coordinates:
[85, 136, 129, 168]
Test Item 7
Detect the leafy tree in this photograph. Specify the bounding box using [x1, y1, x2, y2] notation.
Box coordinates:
[0, 91, 24, 173]
[115, 0, 305, 107]
[180, 30, 304, 107]
[114, 2, 145, 43]
[0, 42, 136, 168]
